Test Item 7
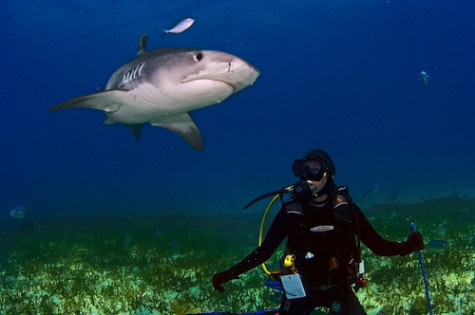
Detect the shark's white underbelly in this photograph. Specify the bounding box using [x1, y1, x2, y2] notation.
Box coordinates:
[106, 80, 234, 124]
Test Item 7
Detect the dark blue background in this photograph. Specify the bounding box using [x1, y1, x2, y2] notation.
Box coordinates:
[1, 0, 474, 218]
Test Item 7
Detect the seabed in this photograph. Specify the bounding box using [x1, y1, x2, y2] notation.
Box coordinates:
[0, 197, 474, 314]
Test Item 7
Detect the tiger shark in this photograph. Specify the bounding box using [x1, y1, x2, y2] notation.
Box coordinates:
[50, 34, 259, 151]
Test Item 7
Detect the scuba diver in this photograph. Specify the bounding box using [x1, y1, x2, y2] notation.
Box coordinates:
[212, 149, 425, 314]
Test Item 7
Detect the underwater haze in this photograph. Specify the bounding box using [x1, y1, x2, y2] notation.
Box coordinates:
[1, 1, 474, 314]
[2, 0, 475, 218]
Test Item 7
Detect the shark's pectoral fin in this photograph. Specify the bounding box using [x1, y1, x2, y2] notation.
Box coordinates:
[151, 113, 204, 151]
[50, 90, 131, 113]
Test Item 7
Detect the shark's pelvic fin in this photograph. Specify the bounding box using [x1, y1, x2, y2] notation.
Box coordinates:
[151, 113, 203, 151]
[50, 90, 130, 113]
[138, 34, 147, 55]
[128, 124, 143, 141]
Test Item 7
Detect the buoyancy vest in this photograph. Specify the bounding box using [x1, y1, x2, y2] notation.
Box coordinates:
[280, 186, 361, 286]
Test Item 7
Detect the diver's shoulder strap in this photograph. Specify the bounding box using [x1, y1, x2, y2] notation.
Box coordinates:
[333, 185, 352, 214]
[334, 185, 362, 263]
[283, 200, 305, 216]
[336, 185, 352, 203]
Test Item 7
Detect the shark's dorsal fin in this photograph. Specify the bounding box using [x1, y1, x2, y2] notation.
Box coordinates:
[137, 33, 148, 55]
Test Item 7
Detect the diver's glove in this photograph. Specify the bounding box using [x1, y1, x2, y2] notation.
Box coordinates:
[212, 270, 239, 292]
[401, 231, 425, 255]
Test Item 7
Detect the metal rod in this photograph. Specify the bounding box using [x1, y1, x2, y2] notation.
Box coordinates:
[411, 223, 433, 315]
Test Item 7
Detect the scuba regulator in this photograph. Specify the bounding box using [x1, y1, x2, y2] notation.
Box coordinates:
[244, 154, 331, 209]
[244, 179, 319, 211]
[292, 180, 318, 200]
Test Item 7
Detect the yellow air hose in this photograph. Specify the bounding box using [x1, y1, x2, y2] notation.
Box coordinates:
[258, 186, 293, 276]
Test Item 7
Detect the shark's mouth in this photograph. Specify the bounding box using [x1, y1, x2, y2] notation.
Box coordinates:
[181, 69, 240, 92]
[172, 78, 235, 106]
[209, 79, 235, 92]
[181, 77, 236, 93]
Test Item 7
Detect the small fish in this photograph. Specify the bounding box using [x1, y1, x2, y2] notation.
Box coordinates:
[162, 17, 195, 37]
[419, 70, 430, 85]
[9, 204, 28, 219]
[169, 240, 179, 251]
[424, 239, 449, 253]
[122, 235, 133, 249]
[154, 227, 165, 237]
[362, 184, 379, 201]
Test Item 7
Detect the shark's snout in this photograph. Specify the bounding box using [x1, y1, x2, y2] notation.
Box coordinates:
[227, 57, 260, 92]
[184, 51, 259, 93]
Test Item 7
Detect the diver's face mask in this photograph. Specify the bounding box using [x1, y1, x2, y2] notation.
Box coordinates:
[292, 159, 325, 181]
[292, 158, 329, 200]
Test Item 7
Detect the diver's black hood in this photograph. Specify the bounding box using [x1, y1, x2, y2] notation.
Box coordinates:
[292, 149, 336, 178]
[304, 149, 335, 175]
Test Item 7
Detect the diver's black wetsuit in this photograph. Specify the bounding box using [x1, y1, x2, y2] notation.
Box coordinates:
[223, 197, 416, 315]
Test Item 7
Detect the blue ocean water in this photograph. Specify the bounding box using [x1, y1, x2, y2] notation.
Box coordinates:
[1, 1, 474, 216]
[1, 2, 475, 314]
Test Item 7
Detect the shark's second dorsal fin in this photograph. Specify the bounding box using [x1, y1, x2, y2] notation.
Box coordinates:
[138, 33, 148, 55]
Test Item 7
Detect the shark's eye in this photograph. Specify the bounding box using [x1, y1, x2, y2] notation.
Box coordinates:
[194, 52, 203, 62]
